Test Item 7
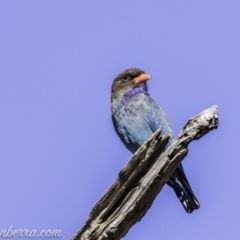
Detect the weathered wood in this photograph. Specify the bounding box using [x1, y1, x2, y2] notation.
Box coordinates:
[72, 106, 218, 240]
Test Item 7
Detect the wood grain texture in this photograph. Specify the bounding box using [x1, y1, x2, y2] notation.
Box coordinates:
[72, 106, 218, 240]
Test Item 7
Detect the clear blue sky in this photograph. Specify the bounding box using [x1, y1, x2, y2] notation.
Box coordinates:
[0, 1, 239, 239]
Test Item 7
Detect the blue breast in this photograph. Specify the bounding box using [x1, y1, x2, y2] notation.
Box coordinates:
[112, 91, 174, 153]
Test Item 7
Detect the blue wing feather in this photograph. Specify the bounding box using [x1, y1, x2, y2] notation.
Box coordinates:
[112, 91, 200, 213]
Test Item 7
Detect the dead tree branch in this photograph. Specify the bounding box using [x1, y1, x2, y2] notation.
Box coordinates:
[72, 106, 218, 240]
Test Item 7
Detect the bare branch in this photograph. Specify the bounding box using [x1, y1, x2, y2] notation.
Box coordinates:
[72, 106, 218, 240]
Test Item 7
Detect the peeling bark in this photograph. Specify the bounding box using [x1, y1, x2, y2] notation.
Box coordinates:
[71, 106, 218, 240]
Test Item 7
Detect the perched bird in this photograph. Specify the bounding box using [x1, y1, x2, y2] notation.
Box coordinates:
[111, 68, 200, 213]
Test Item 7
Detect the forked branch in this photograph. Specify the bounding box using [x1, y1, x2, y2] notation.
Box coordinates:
[72, 106, 218, 240]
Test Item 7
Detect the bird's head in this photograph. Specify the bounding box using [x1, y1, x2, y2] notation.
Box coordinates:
[111, 68, 151, 101]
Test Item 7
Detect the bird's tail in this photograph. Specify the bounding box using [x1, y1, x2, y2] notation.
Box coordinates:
[167, 165, 200, 213]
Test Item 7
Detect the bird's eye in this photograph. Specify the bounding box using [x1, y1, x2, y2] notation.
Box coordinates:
[123, 74, 130, 80]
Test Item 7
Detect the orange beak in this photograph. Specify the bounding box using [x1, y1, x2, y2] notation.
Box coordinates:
[132, 73, 151, 83]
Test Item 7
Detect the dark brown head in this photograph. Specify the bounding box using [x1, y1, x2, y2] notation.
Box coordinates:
[111, 68, 151, 100]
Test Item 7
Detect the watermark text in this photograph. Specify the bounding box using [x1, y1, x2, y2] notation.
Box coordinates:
[0, 225, 63, 238]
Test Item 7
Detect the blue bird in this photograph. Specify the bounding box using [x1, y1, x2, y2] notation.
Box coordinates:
[111, 68, 200, 213]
